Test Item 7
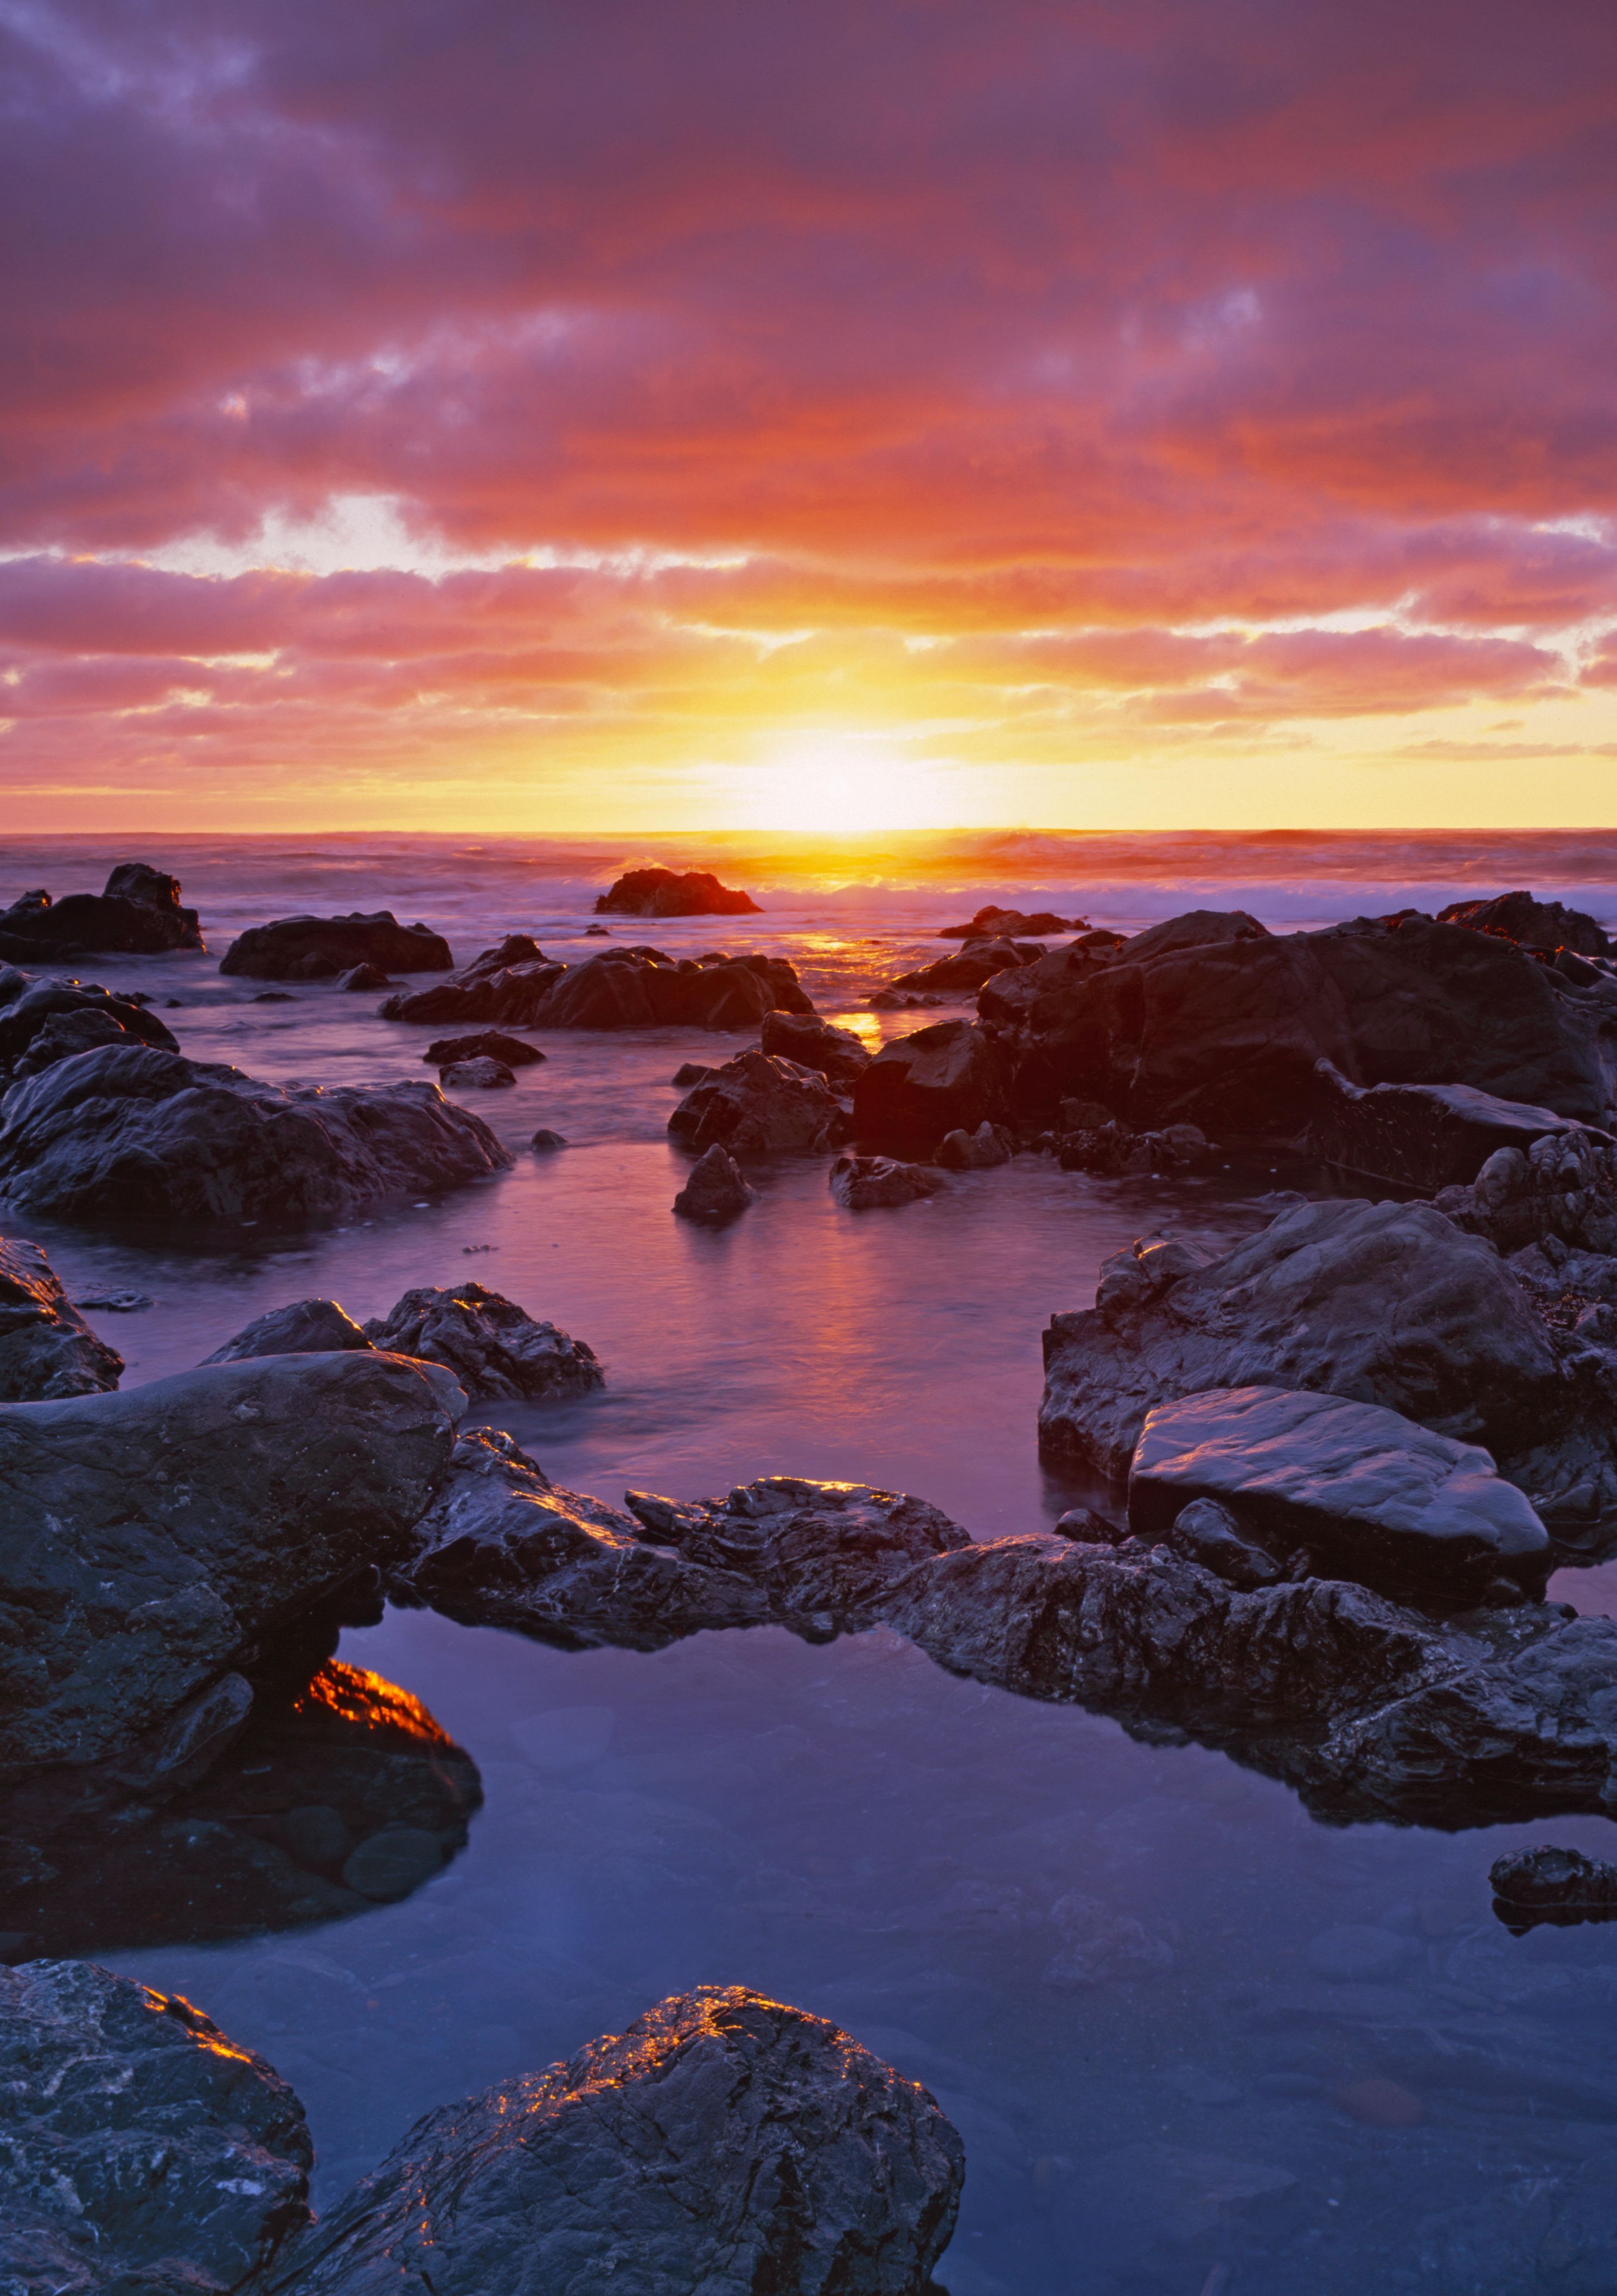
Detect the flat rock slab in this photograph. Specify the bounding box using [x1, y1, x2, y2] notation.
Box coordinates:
[0, 1233, 123, 1400]
[269, 1985, 962, 2296]
[1128, 1384, 1550, 1596]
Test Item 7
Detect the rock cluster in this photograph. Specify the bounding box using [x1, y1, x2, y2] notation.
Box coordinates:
[1057, 1119, 1209, 1175]
[384, 941, 811, 1030]
[362, 1281, 603, 1401]
[0, 863, 204, 960]
[935, 1120, 1013, 1169]
[0, 965, 180, 1085]
[595, 865, 763, 916]
[0, 1233, 124, 1399]
[669, 1049, 849, 1154]
[220, 911, 452, 979]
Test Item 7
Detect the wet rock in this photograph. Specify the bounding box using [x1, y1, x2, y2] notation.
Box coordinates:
[0, 1234, 123, 1399]
[1057, 1119, 1209, 1175]
[220, 911, 452, 980]
[1437, 888, 1612, 959]
[868, 989, 946, 1011]
[939, 905, 1080, 939]
[529, 1127, 567, 1151]
[760, 1008, 872, 1085]
[363, 1281, 603, 1401]
[0, 864, 204, 961]
[1164, 1496, 1281, 1589]
[674, 1142, 756, 1221]
[204, 1297, 374, 1362]
[1437, 1126, 1617, 1258]
[595, 866, 762, 916]
[0, 1958, 311, 2291]
[585, 921, 610, 935]
[0, 1351, 458, 1767]
[0, 970, 180, 1083]
[852, 1018, 1011, 1153]
[975, 939, 1117, 1037]
[1129, 1385, 1550, 1600]
[1052, 1505, 1125, 1541]
[1310, 1056, 1600, 1191]
[424, 1029, 546, 1067]
[830, 1153, 944, 1209]
[380, 934, 565, 1025]
[1490, 1844, 1617, 1930]
[888, 938, 1038, 995]
[669, 1049, 849, 1154]
[273, 1984, 961, 2296]
[72, 1287, 152, 1311]
[336, 960, 394, 990]
[440, 1054, 516, 1088]
[0, 1046, 512, 1228]
[935, 1120, 1013, 1169]
[672, 1059, 718, 1086]
[385, 943, 811, 1031]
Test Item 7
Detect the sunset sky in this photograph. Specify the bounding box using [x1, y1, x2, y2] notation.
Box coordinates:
[6, 1, 1617, 833]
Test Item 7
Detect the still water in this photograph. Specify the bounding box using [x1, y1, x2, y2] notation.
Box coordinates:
[12, 832, 1617, 2294]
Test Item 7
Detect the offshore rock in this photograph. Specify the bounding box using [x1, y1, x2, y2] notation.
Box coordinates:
[380, 933, 565, 1025]
[1310, 1057, 1599, 1191]
[1128, 1385, 1551, 1600]
[595, 865, 762, 916]
[0, 1234, 123, 1399]
[935, 1119, 1013, 1169]
[336, 960, 393, 990]
[271, 1985, 962, 2296]
[669, 1049, 849, 1155]
[0, 1046, 512, 1228]
[0, 1959, 312, 2293]
[440, 1054, 515, 1088]
[940, 905, 1079, 938]
[220, 910, 452, 980]
[0, 864, 203, 961]
[0, 969, 180, 1083]
[385, 943, 811, 1031]
[674, 1141, 756, 1221]
[205, 1296, 374, 1362]
[761, 1007, 872, 1085]
[423, 1028, 546, 1067]
[1490, 1844, 1617, 1931]
[0, 1352, 458, 1767]
[1437, 888, 1613, 959]
[1057, 1119, 1209, 1175]
[887, 938, 1038, 995]
[363, 1281, 603, 1401]
[852, 1018, 1011, 1154]
[830, 1153, 944, 1209]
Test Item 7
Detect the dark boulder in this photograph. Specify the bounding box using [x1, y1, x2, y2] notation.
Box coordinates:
[385, 944, 811, 1031]
[0, 1351, 458, 1768]
[829, 1153, 944, 1209]
[0, 1235, 123, 1400]
[204, 1297, 374, 1362]
[362, 1282, 603, 1401]
[220, 912, 452, 980]
[1161, 1496, 1281, 1588]
[939, 905, 1079, 938]
[672, 1060, 718, 1086]
[887, 938, 1037, 995]
[1490, 1844, 1617, 1931]
[595, 866, 762, 916]
[760, 1008, 872, 1085]
[674, 1142, 756, 1220]
[0, 970, 180, 1083]
[975, 938, 1117, 1035]
[271, 1985, 962, 2296]
[380, 935, 564, 1026]
[1311, 1057, 1601, 1192]
[852, 1019, 1011, 1154]
[935, 1120, 1013, 1169]
[440, 1055, 515, 1088]
[0, 1047, 512, 1228]
[423, 1030, 546, 1068]
[529, 1127, 567, 1151]
[0, 864, 203, 961]
[670, 1050, 849, 1155]
[0, 1959, 312, 2292]
[336, 960, 394, 990]
[1128, 1384, 1550, 1600]
[1439, 889, 1612, 959]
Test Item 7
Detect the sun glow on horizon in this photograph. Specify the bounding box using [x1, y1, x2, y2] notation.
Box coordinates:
[729, 735, 960, 836]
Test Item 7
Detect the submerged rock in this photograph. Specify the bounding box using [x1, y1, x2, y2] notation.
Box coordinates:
[670, 1049, 849, 1154]
[205, 1296, 374, 1362]
[595, 866, 762, 916]
[0, 1047, 512, 1228]
[852, 1018, 1011, 1154]
[674, 1142, 756, 1221]
[440, 1054, 516, 1088]
[0, 1959, 312, 2292]
[220, 912, 452, 980]
[0, 1234, 123, 1399]
[829, 1153, 943, 1209]
[424, 1029, 546, 1067]
[363, 1282, 603, 1401]
[1311, 1057, 1599, 1192]
[935, 1120, 1013, 1169]
[760, 1008, 872, 1085]
[0, 1351, 458, 1767]
[0, 864, 204, 961]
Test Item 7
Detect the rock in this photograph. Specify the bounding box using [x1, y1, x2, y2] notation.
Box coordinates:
[852, 1019, 1011, 1153]
[672, 1060, 718, 1086]
[336, 960, 394, 990]
[254, 990, 296, 1002]
[1126, 908, 1272, 962]
[975, 938, 1117, 1035]
[440, 1055, 516, 1088]
[868, 989, 946, 1011]
[380, 934, 565, 1025]
[585, 921, 610, 935]
[362, 1282, 603, 1402]
[1164, 1496, 1281, 1589]
[0, 1959, 311, 2292]
[272, 1984, 961, 2296]
[1057, 1119, 1209, 1175]
[1437, 1126, 1617, 1258]
[829, 1153, 944, 1209]
[424, 1030, 546, 1068]
[72, 1288, 152, 1311]
[0, 864, 204, 961]
[0, 1234, 123, 1399]
[0, 1351, 458, 1767]
[0, 1046, 512, 1228]
[935, 1120, 1013, 1169]
[385, 944, 811, 1031]
[529, 1128, 567, 1151]
[1438, 888, 1612, 959]
[669, 1050, 849, 1154]
[1311, 1057, 1601, 1191]
[204, 1297, 374, 1362]
[760, 1008, 872, 1084]
[1490, 1844, 1617, 1930]
[887, 938, 1038, 995]
[674, 1143, 757, 1221]
[0, 969, 180, 1083]
[939, 905, 1079, 939]
[1128, 1385, 1550, 1599]
[595, 866, 762, 916]
[1052, 1505, 1125, 1541]
[220, 912, 452, 980]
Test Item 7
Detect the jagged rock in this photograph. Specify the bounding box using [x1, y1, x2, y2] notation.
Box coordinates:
[380, 934, 565, 1025]
[1439, 889, 1612, 959]
[363, 1282, 603, 1401]
[1490, 1844, 1617, 1930]
[424, 1030, 546, 1067]
[674, 1143, 756, 1221]
[852, 1019, 1011, 1153]
[204, 1297, 373, 1362]
[529, 1127, 567, 1151]
[975, 939, 1117, 1035]
[1437, 1127, 1617, 1257]
[669, 1050, 849, 1154]
[595, 866, 762, 916]
[0, 1351, 459, 1768]
[0, 1959, 312, 2292]
[887, 938, 1038, 995]
[336, 960, 394, 990]
[935, 1120, 1013, 1169]
[1129, 1385, 1550, 1600]
[0, 969, 180, 1083]
[440, 1055, 515, 1088]
[1311, 1057, 1599, 1191]
[272, 1984, 961, 2296]
[385, 944, 811, 1031]
[939, 905, 1079, 939]
[1057, 1120, 1209, 1175]
[0, 1235, 123, 1400]
[0, 1047, 512, 1228]
[760, 1008, 872, 1085]
[829, 1153, 944, 1209]
[0, 864, 203, 961]
[220, 912, 452, 980]
[1162, 1496, 1281, 1589]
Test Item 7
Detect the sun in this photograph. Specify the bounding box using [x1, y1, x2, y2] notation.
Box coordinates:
[734, 735, 951, 835]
